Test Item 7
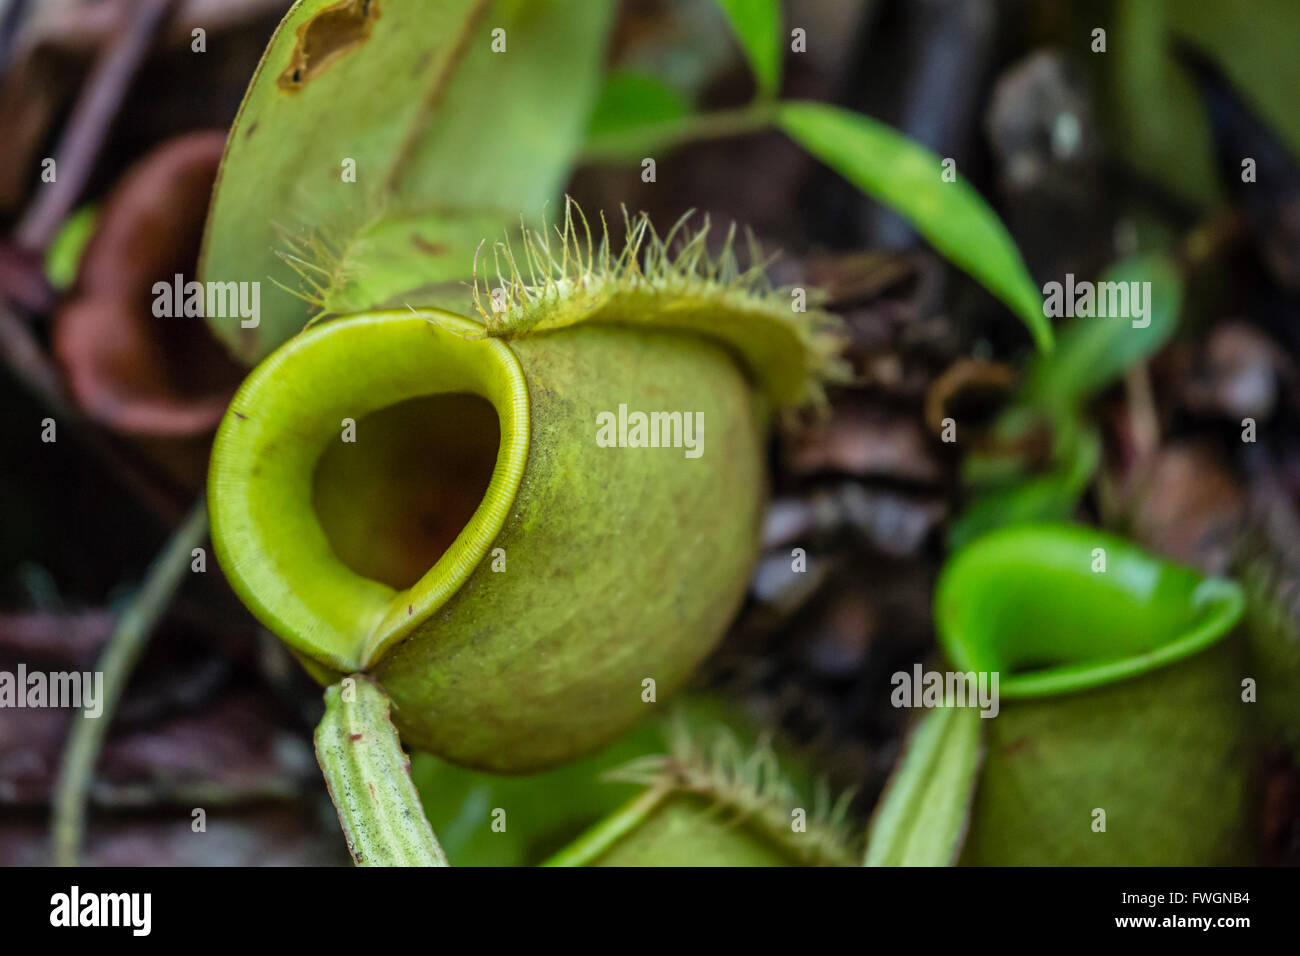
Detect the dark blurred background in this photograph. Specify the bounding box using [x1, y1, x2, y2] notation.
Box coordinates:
[1, 0, 1298, 865]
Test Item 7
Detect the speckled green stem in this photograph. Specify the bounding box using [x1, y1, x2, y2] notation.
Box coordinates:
[315, 675, 446, 867]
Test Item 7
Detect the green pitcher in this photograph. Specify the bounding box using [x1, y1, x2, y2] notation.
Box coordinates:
[934, 523, 1253, 865]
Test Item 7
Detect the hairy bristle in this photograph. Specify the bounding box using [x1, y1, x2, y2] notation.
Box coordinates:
[469, 197, 847, 406]
[272, 198, 847, 406]
[270, 221, 344, 309]
[606, 717, 861, 867]
[473, 199, 785, 326]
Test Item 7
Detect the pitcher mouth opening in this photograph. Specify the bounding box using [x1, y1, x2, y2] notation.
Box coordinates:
[935, 524, 1244, 699]
[313, 392, 501, 591]
[209, 309, 529, 674]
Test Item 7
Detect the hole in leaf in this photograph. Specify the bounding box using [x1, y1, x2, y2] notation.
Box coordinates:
[277, 0, 380, 92]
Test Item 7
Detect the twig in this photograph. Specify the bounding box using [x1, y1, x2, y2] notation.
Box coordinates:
[0, 297, 66, 400]
[16, 0, 179, 252]
[1123, 361, 1160, 469]
[0, 0, 31, 79]
[50, 498, 208, 867]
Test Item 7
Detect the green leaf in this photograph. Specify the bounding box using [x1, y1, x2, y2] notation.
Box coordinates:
[587, 71, 693, 143]
[950, 256, 1183, 548]
[1023, 254, 1183, 410]
[315, 675, 447, 866]
[581, 70, 700, 163]
[45, 204, 98, 291]
[1107, 0, 1300, 206]
[1170, 0, 1300, 163]
[946, 424, 1099, 551]
[319, 209, 515, 317]
[864, 705, 983, 866]
[410, 720, 660, 867]
[412, 697, 780, 866]
[1107, 0, 1217, 205]
[716, 0, 782, 97]
[200, 0, 614, 364]
[777, 101, 1052, 353]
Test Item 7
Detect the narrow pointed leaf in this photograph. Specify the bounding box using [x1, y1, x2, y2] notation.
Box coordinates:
[778, 101, 1052, 353]
[1023, 255, 1183, 410]
[717, 0, 782, 97]
[583, 71, 694, 161]
[950, 255, 1183, 546]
